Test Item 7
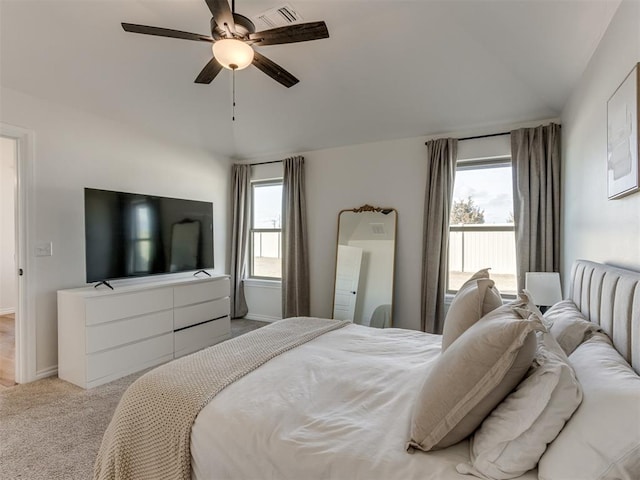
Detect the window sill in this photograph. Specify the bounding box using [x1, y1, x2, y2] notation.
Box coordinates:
[244, 278, 282, 289]
[445, 292, 517, 305]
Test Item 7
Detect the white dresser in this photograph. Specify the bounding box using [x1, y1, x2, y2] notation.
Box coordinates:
[58, 274, 230, 389]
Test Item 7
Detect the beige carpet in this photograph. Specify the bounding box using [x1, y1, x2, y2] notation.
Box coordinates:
[0, 371, 143, 480]
[0, 319, 268, 480]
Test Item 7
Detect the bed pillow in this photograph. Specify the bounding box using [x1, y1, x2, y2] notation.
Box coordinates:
[456, 332, 582, 479]
[442, 268, 502, 350]
[537, 333, 640, 480]
[408, 294, 544, 452]
[542, 299, 602, 355]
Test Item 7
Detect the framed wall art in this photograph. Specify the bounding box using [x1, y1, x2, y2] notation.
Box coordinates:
[607, 62, 639, 199]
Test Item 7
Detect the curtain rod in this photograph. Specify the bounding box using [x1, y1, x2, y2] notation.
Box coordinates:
[425, 131, 510, 145]
[459, 131, 510, 141]
[248, 132, 512, 156]
[245, 159, 283, 166]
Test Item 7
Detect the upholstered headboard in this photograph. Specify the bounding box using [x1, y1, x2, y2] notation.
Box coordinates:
[569, 260, 640, 374]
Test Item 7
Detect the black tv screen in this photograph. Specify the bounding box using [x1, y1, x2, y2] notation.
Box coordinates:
[84, 188, 214, 283]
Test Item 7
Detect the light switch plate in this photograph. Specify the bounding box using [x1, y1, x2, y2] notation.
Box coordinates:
[35, 242, 53, 257]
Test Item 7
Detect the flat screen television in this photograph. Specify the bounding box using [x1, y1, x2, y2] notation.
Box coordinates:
[84, 188, 214, 283]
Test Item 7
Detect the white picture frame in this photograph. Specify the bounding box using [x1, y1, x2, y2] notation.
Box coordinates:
[607, 63, 640, 199]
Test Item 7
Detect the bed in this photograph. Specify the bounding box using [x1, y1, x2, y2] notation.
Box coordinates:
[94, 260, 640, 480]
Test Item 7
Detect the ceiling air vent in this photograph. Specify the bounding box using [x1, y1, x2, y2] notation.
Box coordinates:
[252, 4, 303, 30]
[370, 223, 385, 235]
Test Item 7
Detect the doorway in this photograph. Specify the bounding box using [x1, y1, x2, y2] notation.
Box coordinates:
[0, 135, 17, 387]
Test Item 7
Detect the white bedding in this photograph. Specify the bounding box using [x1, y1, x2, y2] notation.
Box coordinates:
[191, 323, 538, 480]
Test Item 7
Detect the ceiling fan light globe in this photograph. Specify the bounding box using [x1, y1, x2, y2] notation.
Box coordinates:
[212, 39, 254, 70]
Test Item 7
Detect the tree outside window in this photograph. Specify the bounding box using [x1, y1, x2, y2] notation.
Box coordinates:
[450, 197, 485, 225]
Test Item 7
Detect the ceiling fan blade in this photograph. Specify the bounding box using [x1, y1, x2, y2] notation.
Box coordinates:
[249, 21, 329, 46]
[195, 57, 223, 84]
[122, 23, 213, 42]
[252, 51, 299, 88]
[204, 0, 236, 35]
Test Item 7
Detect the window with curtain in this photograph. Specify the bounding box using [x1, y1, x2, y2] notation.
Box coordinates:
[126, 200, 157, 275]
[250, 180, 283, 279]
[448, 157, 517, 295]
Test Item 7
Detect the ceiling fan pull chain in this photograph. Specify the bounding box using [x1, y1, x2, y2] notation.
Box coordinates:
[232, 68, 236, 121]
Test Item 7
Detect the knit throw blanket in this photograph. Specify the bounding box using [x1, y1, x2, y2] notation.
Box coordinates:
[94, 317, 349, 480]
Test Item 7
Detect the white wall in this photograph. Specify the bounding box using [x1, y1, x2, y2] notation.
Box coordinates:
[0, 87, 230, 377]
[0, 136, 17, 314]
[242, 138, 425, 328]
[304, 138, 428, 330]
[241, 141, 427, 329]
[240, 121, 554, 331]
[243, 280, 282, 322]
[246, 135, 505, 330]
[561, 0, 640, 286]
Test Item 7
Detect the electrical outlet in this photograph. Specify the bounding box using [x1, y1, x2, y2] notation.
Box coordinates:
[35, 242, 53, 257]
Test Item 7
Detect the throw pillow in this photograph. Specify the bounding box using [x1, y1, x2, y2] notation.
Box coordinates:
[442, 268, 502, 350]
[543, 299, 603, 355]
[537, 333, 640, 480]
[407, 293, 544, 452]
[456, 332, 582, 479]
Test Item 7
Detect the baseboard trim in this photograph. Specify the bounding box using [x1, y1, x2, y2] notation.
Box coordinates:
[35, 366, 58, 381]
[242, 314, 280, 323]
[0, 307, 15, 316]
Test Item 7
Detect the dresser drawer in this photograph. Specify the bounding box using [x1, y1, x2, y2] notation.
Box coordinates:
[87, 332, 174, 382]
[85, 287, 173, 325]
[174, 297, 230, 330]
[86, 310, 174, 354]
[174, 317, 230, 358]
[174, 277, 230, 307]
[58, 275, 230, 388]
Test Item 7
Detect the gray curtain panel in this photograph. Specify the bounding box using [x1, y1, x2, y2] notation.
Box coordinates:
[282, 156, 310, 318]
[511, 123, 561, 291]
[230, 164, 250, 318]
[421, 138, 458, 333]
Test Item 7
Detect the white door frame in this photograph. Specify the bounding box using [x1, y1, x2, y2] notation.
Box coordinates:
[1, 123, 36, 384]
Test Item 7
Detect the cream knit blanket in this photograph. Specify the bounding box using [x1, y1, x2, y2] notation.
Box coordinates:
[94, 317, 349, 480]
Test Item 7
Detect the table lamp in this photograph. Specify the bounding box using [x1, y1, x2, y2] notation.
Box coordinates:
[525, 272, 562, 312]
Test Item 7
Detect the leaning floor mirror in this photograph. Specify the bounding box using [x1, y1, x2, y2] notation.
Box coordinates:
[332, 205, 397, 328]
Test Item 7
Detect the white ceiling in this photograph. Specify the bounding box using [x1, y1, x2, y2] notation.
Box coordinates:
[0, 0, 620, 159]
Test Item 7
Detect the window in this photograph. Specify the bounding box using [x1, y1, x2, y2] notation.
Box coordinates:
[250, 180, 282, 279]
[448, 158, 517, 295]
[129, 201, 155, 274]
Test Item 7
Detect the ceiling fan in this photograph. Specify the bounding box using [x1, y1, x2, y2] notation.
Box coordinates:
[121, 0, 329, 88]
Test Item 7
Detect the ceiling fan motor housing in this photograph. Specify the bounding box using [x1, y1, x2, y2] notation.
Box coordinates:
[211, 14, 255, 39]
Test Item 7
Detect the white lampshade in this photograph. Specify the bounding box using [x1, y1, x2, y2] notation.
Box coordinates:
[525, 272, 563, 307]
[212, 39, 254, 70]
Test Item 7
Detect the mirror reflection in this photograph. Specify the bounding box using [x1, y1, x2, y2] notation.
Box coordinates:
[332, 205, 397, 328]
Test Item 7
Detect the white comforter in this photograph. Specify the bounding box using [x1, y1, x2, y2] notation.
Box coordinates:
[191, 323, 537, 480]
